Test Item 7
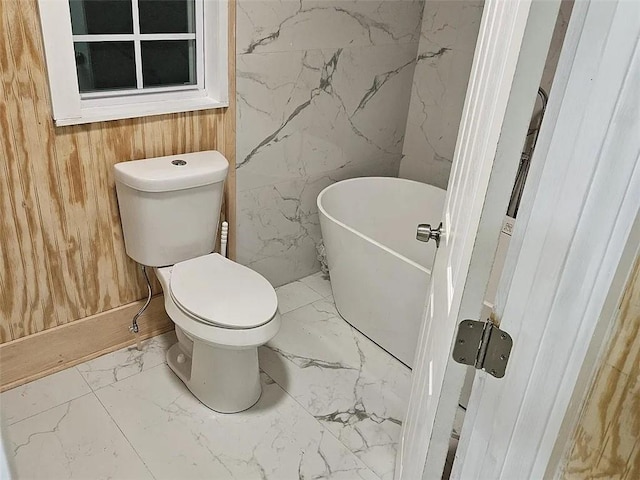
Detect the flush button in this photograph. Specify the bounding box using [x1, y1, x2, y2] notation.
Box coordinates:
[172, 159, 187, 166]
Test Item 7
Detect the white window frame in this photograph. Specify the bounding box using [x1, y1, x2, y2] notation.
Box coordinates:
[37, 0, 228, 126]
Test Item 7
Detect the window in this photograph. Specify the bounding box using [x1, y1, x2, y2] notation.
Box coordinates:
[38, 0, 228, 126]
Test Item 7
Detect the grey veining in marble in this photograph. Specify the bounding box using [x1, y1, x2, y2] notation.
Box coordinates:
[236, 0, 422, 286]
[259, 297, 412, 480]
[96, 367, 379, 480]
[76, 331, 177, 391]
[238, 0, 423, 54]
[399, 0, 484, 189]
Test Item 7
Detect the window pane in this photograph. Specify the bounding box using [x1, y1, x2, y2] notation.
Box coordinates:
[74, 42, 136, 92]
[138, 0, 195, 33]
[69, 0, 133, 34]
[142, 40, 196, 87]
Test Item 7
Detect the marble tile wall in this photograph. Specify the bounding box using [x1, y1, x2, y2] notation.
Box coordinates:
[398, 0, 484, 189]
[236, 0, 424, 286]
[399, 0, 574, 189]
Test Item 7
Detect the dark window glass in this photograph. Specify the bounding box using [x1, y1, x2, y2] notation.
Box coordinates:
[74, 42, 136, 92]
[69, 0, 133, 34]
[142, 40, 195, 87]
[138, 0, 194, 33]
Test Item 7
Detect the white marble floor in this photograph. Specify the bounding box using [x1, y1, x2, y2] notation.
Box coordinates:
[1, 272, 412, 480]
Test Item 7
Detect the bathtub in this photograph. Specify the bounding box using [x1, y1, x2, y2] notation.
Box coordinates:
[317, 177, 446, 367]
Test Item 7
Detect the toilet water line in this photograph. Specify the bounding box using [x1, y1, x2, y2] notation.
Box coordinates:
[129, 222, 227, 345]
[130, 265, 152, 348]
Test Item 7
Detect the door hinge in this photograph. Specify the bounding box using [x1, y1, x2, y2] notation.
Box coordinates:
[452, 320, 513, 378]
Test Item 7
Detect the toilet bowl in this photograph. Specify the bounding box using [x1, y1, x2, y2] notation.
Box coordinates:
[155, 254, 281, 413]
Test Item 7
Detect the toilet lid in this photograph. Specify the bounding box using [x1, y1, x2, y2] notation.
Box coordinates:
[170, 254, 278, 329]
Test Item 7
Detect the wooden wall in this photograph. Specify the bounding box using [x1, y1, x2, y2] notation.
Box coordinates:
[0, 0, 236, 344]
[563, 254, 640, 479]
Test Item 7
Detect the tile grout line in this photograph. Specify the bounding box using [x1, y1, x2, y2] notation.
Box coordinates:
[259, 361, 384, 480]
[276, 300, 322, 316]
[75, 364, 93, 391]
[4, 390, 95, 429]
[275, 288, 332, 316]
[299, 275, 333, 297]
[92, 383, 159, 480]
[76, 347, 170, 479]
[2, 355, 138, 428]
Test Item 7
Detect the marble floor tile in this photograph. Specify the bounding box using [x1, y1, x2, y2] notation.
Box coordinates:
[96, 365, 379, 480]
[6, 393, 153, 480]
[0, 368, 91, 426]
[300, 271, 334, 298]
[76, 330, 177, 391]
[259, 296, 412, 480]
[1, 275, 412, 479]
[275, 280, 324, 314]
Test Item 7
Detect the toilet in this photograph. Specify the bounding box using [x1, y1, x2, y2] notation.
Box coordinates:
[113, 150, 281, 413]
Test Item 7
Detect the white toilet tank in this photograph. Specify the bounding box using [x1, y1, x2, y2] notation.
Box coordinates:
[114, 151, 229, 267]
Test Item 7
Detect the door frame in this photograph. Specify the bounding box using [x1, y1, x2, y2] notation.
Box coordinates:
[452, 1, 640, 477]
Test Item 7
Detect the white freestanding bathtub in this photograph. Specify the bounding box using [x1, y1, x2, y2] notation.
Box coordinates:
[317, 177, 446, 367]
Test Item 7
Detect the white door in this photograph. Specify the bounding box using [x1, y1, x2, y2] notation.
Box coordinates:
[453, 1, 640, 477]
[395, 1, 562, 478]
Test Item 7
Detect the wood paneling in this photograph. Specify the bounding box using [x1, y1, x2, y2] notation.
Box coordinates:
[0, 0, 236, 344]
[563, 254, 640, 479]
[0, 295, 172, 392]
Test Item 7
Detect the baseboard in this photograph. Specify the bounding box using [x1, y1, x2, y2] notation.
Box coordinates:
[0, 295, 173, 392]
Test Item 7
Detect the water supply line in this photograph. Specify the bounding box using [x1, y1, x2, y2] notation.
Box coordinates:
[130, 264, 152, 340]
[129, 222, 227, 344]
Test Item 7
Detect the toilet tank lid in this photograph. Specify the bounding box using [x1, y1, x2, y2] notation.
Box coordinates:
[114, 151, 229, 192]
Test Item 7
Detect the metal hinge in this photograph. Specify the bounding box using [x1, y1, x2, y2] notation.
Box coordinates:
[452, 320, 513, 378]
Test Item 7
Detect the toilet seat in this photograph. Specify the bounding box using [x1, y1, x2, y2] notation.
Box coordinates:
[170, 253, 278, 329]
